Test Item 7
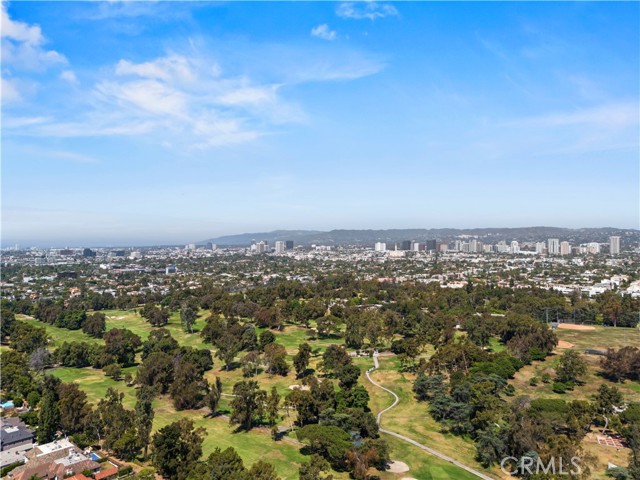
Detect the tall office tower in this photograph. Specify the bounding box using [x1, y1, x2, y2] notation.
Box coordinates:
[400, 240, 412, 251]
[469, 239, 478, 253]
[510, 241, 519, 254]
[374, 242, 387, 252]
[275, 241, 285, 254]
[609, 236, 620, 255]
[285, 240, 294, 250]
[535, 242, 546, 254]
[256, 241, 268, 253]
[560, 241, 571, 256]
[548, 238, 560, 255]
[411, 241, 423, 252]
[426, 240, 437, 251]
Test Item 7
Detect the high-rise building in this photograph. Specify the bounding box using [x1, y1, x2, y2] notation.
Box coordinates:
[275, 241, 285, 254]
[548, 238, 560, 255]
[426, 240, 437, 251]
[586, 242, 600, 254]
[510, 241, 519, 254]
[83, 248, 96, 258]
[535, 242, 546, 254]
[609, 236, 620, 255]
[285, 240, 294, 250]
[256, 241, 268, 253]
[374, 242, 386, 252]
[469, 239, 478, 253]
[560, 241, 571, 256]
[400, 240, 412, 251]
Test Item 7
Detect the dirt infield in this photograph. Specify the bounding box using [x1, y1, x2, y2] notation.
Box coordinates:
[557, 323, 596, 331]
[557, 340, 575, 349]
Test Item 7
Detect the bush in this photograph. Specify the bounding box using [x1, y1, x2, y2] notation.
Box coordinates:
[541, 372, 551, 384]
[529, 376, 539, 386]
[118, 466, 133, 477]
[552, 382, 574, 394]
[0, 462, 23, 477]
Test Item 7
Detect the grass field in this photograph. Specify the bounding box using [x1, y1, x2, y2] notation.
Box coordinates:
[360, 355, 502, 479]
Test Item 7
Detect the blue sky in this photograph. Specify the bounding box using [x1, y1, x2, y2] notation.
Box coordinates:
[2, 1, 638, 246]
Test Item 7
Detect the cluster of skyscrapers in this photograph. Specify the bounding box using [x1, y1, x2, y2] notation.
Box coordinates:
[374, 236, 622, 256]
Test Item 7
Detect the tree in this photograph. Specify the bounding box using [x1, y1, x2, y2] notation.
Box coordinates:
[413, 374, 446, 402]
[293, 343, 312, 378]
[299, 454, 334, 480]
[180, 302, 198, 333]
[82, 312, 106, 338]
[58, 383, 90, 435]
[259, 330, 276, 351]
[10, 321, 48, 354]
[205, 377, 223, 416]
[104, 363, 122, 380]
[136, 386, 155, 460]
[170, 360, 208, 410]
[104, 328, 141, 367]
[337, 364, 360, 390]
[263, 343, 289, 376]
[215, 333, 242, 370]
[29, 347, 51, 373]
[38, 376, 61, 443]
[297, 424, 351, 470]
[152, 418, 206, 480]
[249, 460, 280, 480]
[229, 380, 266, 431]
[320, 345, 351, 375]
[316, 315, 340, 338]
[601, 347, 640, 382]
[556, 350, 587, 385]
[136, 351, 175, 393]
[93, 388, 136, 456]
[187, 446, 247, 480]
[266, 387, 281, 439]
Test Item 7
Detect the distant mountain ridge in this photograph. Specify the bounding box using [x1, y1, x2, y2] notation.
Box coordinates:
[201, 227, 639, 246]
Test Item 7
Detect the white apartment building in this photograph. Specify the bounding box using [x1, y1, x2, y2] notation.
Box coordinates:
[548, 238, 560, 255]
[610, 236, 620, 255]
[374, 242, 386, 252]
[274, 241, 285, 254]
[535, 242, 546, 254]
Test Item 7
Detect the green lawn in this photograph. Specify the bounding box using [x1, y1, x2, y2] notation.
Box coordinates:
[363, 356, 501, 479]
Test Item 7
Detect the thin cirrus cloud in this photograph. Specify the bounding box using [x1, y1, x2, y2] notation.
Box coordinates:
[336, 2, 399, 20]
[311, 24, 337, 41]
[0, 3, 66, 71]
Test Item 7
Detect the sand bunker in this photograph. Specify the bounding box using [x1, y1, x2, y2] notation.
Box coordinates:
[386, 461, 410, 473]
[288, 384, 310, 391]
[557, 323, 596, 331]
[557, 340, 575, 349]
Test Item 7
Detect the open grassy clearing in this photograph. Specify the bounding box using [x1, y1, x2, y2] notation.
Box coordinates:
[362, 355, 502, 479]
[17, 315, 103, 347]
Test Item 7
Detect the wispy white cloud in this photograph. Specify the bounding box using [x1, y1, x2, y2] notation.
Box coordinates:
[59, 70, 78, 84]
[311, 24, 337, 41]
[336, 2, 398, 20]
[1, 77, 22, 103]
[510, 102, 639, 129]
[1, 3, 67, 71]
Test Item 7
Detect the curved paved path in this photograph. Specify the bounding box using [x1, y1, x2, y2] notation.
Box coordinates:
[365, 356, 495, 480]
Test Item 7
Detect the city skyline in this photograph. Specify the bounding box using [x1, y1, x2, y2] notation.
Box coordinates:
[2, 2, 639, 246]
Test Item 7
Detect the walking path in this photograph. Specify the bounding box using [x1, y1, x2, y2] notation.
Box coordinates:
[365, 355, 496, 480]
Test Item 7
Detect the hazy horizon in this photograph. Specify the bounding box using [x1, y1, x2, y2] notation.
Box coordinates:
[2, 2, 639, 246]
